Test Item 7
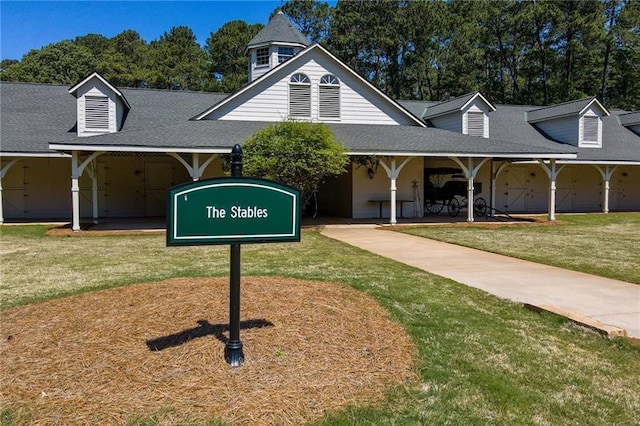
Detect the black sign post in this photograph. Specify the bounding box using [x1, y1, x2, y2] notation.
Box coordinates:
[166, 144, 301, 367]
[225, 144, 244, 366]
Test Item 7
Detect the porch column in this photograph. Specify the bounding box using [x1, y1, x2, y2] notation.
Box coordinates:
[593, 165, 617, 214]
[71, 152, 81, 231]
[71, 151, 104, 231]
[538, 159, 563, 221]
[379, 157, 413, 225]
[449, 157, 490, 222]
[0, 159, 19, 225]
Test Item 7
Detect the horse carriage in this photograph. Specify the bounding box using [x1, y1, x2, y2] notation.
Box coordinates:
[424, 167, 488, 217]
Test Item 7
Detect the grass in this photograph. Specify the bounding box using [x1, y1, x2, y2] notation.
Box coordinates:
[399, 212, 640, 284]
[1, 224, 639, 424]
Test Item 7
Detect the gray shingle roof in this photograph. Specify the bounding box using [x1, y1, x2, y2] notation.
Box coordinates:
[4, 81, 638, 162]
[526, 97, 608, 123]
[421, 93, 477, 119]
[1, 83, 76, 154]
[618, 111, 640, 127]
[0, 82, 228, 154]
[247, 11, 309, 49]
[48, 119, 576, 159]
[421, 92, 495, 120]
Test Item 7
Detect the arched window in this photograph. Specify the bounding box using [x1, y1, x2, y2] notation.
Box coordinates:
[319, 74, 340, 119]
[289, 73, 311, 118]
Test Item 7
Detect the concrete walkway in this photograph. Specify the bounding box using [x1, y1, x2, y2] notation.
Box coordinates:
[321, 225, 640, 338]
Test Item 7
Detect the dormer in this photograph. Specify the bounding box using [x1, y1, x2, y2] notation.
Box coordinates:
[246, 11, 309, 82]
[618, 111, 640, 136]
[526, 97, 609, 148]
[422, 92, 496, 138]
[69, 72, 130, 137]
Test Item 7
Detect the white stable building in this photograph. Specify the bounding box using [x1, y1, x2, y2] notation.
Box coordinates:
[2, 12, 639, 229]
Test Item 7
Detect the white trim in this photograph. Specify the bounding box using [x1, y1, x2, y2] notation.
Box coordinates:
[68, 72, 131, 109]
[50, 144, 230, 154]
[1, 152, 71, 158]
[347, 151, 577, 159]
[193, 43, 426, 127]
[579, 98, 610, 117]
[461, 93, 497, 113]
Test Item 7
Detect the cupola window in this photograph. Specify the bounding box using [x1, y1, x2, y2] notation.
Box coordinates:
[256, 47, 270, 67]
[319, 74, 340, 119]
[278, 47, 294, 64]
[289, 73, 311, 118]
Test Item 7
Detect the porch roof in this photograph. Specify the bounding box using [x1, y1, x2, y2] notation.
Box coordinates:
[48, 119, 577, 160]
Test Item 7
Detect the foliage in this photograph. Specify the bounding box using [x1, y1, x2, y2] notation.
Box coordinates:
[242, 121, 348, 210]
[1, 0, 639, 108]
[206, 20, 263, 92]
[277, 0, 332, 43]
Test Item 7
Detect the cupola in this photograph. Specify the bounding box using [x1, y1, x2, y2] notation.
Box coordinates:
[246, 10, 309, 82]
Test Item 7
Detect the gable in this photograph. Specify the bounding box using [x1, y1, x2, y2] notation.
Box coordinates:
[197, 45, 423, 127]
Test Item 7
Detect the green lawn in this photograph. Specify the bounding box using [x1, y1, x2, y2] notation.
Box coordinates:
[1, 225, 639, 424]
[400, 212, 640, 284]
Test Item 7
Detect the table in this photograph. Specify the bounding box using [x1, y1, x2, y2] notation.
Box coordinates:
[368, 199, 413, 219]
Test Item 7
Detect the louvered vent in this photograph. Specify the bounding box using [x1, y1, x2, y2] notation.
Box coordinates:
[319, 86, 340, 118]
[85, 96, 109, 129]
[467, 111, 484, 137]
[289, 74, 311, 118]
[583, 116, 599, 143]
[319, 74, 340, 119]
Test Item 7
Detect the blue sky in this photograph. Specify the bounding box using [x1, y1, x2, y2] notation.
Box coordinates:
[0, 1, 291, 60]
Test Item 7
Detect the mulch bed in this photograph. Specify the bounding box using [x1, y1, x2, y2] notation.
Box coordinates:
[0, 277, 417, 425]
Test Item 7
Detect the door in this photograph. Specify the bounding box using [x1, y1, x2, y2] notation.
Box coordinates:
[504, 167, 527, 212]
[145, 163, 173, 217]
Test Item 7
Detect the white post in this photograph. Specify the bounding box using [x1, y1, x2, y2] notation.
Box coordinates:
[593, 165, 617, 214]
[70, 151, 104, 231]
[549, 159, 557, 221]
[390, 159, 397, 224]
[192, 153, 200, 181]
[490, 161, 496, 217]
[467, 158, 475, 222]
[72, 151, 81, 231]
[379, 157, 413, 225]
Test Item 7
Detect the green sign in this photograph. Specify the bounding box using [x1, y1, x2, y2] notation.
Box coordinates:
[167, 177, 301, 246]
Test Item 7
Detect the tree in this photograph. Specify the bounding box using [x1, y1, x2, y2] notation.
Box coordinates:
[148, 26, 210, 91]
[0, 40, 96, 84]
[276, 0, 331, 43]
[242, 121, 348, 211]
[97, 30, 152, 88]
[206, 20, 262, 92]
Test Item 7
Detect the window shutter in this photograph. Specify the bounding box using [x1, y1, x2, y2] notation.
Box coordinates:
[467, 111, 484, 137]
[583, 116, 599, 143]
[85, 96, 109, 129]
[289, 85, 311, 117]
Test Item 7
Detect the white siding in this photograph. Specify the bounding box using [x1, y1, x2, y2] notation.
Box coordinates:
[430, 113, 462, 133]
[206, 50, 417, 125]
[535, 116, 579, 146]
